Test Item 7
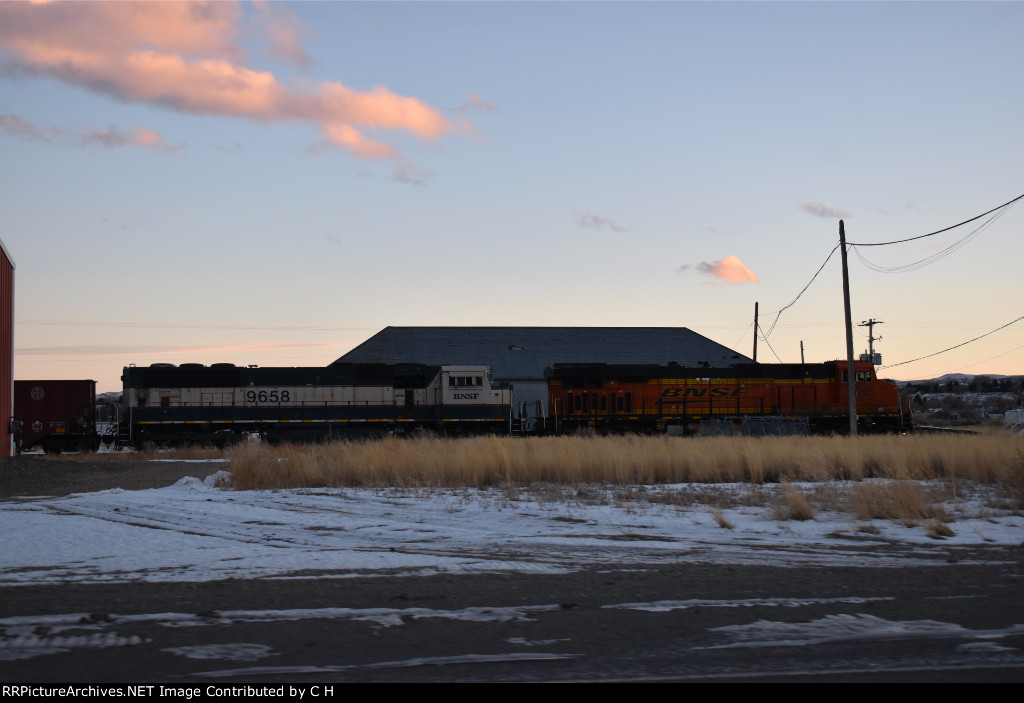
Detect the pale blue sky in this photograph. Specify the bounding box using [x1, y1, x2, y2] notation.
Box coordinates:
[2, 1, 1022, 392]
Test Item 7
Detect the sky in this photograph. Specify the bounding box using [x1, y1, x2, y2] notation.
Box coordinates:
[1, 1, 1022, 393]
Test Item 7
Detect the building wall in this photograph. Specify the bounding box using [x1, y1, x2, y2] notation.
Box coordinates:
[0, 239, 13, 457]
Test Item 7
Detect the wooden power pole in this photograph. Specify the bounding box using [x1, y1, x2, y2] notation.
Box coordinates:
[753, 302, 758, 362]
[839, 220, 857, 435]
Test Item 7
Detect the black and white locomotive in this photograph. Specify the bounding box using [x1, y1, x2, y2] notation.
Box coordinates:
[120, 362, 513, 446]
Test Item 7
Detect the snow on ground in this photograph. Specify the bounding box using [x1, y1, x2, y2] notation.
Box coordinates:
[1, 466, 1021, 585]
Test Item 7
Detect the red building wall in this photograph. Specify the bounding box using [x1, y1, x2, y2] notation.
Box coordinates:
[1, 238, 13, 457]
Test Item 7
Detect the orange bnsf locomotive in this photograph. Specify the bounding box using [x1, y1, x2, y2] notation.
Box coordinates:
[546, 360, 910, 434]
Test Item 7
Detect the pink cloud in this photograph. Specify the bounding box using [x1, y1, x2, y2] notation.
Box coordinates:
[680, 255, 759, 284]
[321, 123, 397, 160]
[82, 125, 180, 153]
[252, 0, 311, 69]
[130, 127, 178, 153]
[0, 2, 458, 161]
[1, 113, 178, 152]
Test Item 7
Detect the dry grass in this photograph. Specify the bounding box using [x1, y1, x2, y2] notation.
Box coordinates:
[780, 483, 815, 521]
[224, 432, 1024, 490]
[215, 432, 1024, 525]
[850, 481, 939, 521]
[50, 432, 1023, 523]
[712, 510, 734, 529]
[927, 520, 955, 539]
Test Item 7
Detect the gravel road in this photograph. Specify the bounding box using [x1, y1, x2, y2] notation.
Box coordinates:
[0, 455, 221, 498]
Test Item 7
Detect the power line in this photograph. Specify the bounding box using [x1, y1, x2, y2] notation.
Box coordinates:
[732, 320, 754, 350]
[846, 191, 1024, 247]
[948, 341, 1024, 373]
[879, 314, 1024, 370]
[762, 243, 840, 339]
[852, 205, 1012, 273]
[757, 324, 783, 363]
[760, 191, 1022, 368]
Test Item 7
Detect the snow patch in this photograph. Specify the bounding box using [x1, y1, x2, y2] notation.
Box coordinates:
[164, 643, 275, 661]
[701, 614, 1024, 649]
[1, 482, 1020, 585]
[606, 596, 893, 612]
[191, 652, 580, 679]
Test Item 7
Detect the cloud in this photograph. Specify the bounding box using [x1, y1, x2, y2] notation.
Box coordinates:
[1, 113, 179, 152]
[393, 160, 432, 187]
[0, 2, 460, 162]
[251, 0, 311, 69]
[801, 202, 850, 219]
[455, 92, 498, 114]
[679, 255, 759, 284]
[82, 125, 180, 153]
[0, 113, 58, 142]
[577, 212, 625, 233]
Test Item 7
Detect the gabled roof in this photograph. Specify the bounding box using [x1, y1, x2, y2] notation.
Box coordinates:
[337, 327, 751, 379]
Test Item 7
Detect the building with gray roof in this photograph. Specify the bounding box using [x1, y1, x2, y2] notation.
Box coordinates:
[337, 327, 750, 422]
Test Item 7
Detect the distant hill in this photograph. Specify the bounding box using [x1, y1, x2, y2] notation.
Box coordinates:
[903, 373, 1009, 385]
[899, 374, 1023, 426]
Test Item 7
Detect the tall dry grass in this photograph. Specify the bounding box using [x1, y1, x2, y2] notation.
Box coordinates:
[227, 433, 1024, 491]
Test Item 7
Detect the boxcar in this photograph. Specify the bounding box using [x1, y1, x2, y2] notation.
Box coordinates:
[13, 380, 99, 453]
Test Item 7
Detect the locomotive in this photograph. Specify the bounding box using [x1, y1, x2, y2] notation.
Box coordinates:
[112, 357, 908, 447]
[546, 359, 910, 435]
[119, 362, 513, 447]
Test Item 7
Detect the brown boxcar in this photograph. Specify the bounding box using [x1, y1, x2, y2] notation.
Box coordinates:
[547, 360, 910, 435]
[13, 380, 98, 453]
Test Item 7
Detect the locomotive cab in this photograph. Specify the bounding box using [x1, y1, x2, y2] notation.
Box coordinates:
[440, 366, 513, 430]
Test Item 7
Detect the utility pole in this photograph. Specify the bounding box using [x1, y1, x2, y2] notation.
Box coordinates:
[753, 302, 758, 362]
[800, 341, 805, 365]
[839, 220, 857, 435]
[858, 318, 883, 361]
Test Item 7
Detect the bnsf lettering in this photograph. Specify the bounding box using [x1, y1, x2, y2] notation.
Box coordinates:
[452, 393, 480, 400]
[660, 387, 744, 399]
[709, 387, 742, 398]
